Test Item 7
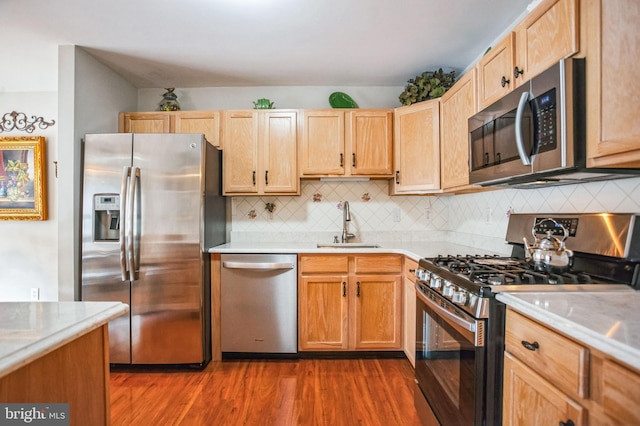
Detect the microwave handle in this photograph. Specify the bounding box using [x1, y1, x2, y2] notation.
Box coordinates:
[515, 91, 532, 166]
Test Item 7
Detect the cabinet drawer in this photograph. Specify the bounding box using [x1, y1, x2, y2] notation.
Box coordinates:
[299, 255, 349, 274]
[404, 258, 418, 284]
[354, 255, 402, 274]
[505, 309, 589, 399]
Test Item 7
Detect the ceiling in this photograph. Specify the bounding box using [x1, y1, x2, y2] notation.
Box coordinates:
[1, 0, 533, 92]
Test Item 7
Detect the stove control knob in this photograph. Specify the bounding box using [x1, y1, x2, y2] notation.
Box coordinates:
[452, 289, 468, 305]
[442, 282, 455, 297]
[430, 276, 442, 289]
[414, 268, 422, 278]
[420, 270, 430, 281]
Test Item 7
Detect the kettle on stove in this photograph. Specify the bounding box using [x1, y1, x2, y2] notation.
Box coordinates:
[522, 218, 574, 272]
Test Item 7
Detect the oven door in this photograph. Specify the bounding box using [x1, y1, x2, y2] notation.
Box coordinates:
[415, 284, 485, 426]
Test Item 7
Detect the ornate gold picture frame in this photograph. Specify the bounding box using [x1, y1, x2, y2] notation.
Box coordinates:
[0, 136, 47, 220]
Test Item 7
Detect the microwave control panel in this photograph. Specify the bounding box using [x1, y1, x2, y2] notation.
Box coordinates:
[531, 88, 557, 154]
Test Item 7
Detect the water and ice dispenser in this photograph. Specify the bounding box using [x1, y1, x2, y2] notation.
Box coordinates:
[93, 194, 120, 242]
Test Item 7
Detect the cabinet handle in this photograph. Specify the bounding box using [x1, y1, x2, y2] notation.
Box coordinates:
[339, 153, 344, 167]
[496, 152, 501, 164]
[342, 282, 347, 297]
[501, 75, 511, 87]
[252, 171, 256, 186]
[559, 420, 575, 426]
[357, 281, 361, 297]
[265, 170, 269, 185]
[514, 66, 524, 79]
[395, 170, 400, 184]
[409, 269, 416, 272]
[521, 340, 539, 351]
[352, 153, 356, 167]
[484, 152, 490, 166]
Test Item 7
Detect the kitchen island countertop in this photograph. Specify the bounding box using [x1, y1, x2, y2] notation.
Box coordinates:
[497, 291, 640, 372]
[0, 301, 129, 379]
[208, 241, 503, 262]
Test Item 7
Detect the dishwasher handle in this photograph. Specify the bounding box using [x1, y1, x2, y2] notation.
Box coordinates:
[222, 261, 295, 270]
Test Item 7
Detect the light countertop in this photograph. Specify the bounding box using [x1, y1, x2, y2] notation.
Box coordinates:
[208, 241, 499, 262]
[0, 301, 129, 379]
[497, 292, 640, 371]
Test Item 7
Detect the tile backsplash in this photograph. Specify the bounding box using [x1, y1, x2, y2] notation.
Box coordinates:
[229, 176, 640, 254]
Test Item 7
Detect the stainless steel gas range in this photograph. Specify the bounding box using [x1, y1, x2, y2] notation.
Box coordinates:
[413, 213, 640, 426]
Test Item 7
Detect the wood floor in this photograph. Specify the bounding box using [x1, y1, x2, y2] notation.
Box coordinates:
[110, 357, 422, 426]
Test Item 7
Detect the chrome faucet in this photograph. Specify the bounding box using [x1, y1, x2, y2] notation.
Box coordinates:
[341, 201, 356, 243]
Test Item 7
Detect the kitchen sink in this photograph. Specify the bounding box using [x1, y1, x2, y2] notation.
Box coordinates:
[316, 243, 381, 249]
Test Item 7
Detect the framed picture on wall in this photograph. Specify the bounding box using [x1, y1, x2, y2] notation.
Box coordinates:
[0, 136, 47, 220]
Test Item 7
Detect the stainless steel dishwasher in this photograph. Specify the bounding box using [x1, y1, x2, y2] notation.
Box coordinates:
[220, 253, 297, 355]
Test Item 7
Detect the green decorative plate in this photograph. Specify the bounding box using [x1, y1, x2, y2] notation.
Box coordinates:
[329, 92, 358, 108]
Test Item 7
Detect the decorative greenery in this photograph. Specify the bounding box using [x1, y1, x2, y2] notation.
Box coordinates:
[265, 202, 276, 214]
[398, 68, 456, 106]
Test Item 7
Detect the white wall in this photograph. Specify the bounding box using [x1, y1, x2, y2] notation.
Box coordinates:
[0, 92, 59, 301]
[137, 86, 403, 111]
[57, 46, 137, 301]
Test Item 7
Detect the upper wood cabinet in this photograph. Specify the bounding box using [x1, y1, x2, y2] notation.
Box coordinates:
[119, 111, 221, 147]
[477, 33, 516, 110]
[514, 0, 579, 87]
[299, 109, 393, 178]
[440, 69, 477, 191]
[584, 0, 640, 167]
[222, 110, 299, 195]
[477, 0, 578, 110]
[391, 99, 441, 194]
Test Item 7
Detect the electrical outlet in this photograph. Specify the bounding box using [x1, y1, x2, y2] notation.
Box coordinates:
[484, 207, 492, 223]
[424, 208, 431, 221]
[30, 287, 40, 301]
[392, 208, 401, 222]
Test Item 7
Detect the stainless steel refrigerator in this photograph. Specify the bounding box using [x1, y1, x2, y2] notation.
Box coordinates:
[80, 133, 225, 366]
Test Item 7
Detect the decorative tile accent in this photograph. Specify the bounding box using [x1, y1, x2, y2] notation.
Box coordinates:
[312, 192, 322, 202]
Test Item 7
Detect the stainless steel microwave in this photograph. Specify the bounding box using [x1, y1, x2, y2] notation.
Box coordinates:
[468, 58, 640, 188]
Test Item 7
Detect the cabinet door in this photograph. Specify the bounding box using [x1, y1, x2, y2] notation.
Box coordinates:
[514, 0, 578, 87]
[351, 274, 402, 350]
[261, 111, 299, 194]
[503, 352, 586, 426]
[601, 359, 640, 425]
[222, 111, 259, 194]
[348, 110, 393, 176]
[403, 259, 417, 366]
[119, 112, 171, 133]
[585, 0, 640, 167]
[440, 69, 477, 190]
[300, 110, 345, 176]
[173, 110, 221, 147]
[477, 33, 515, 110]
[298, 275, 349, 351]
[392, 100, 441, 194]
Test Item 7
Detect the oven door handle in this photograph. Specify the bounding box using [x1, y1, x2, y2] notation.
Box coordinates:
[416, 286, 477, 333]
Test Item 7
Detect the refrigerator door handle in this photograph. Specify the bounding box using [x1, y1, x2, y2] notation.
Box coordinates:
[120, 166, 130, 281]
[127, 166, 139, 282]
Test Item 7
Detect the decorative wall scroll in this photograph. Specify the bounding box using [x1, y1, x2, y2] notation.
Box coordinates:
[0, 136, 47, 220]
[0, 111, 56, 133]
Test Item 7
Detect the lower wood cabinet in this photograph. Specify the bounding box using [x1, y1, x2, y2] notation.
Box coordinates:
[402, 258, 417, 366]
[503, 307, 640, 426]
[298, 254, 402, 351]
